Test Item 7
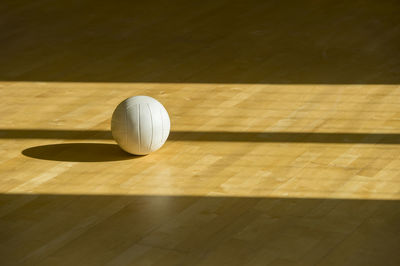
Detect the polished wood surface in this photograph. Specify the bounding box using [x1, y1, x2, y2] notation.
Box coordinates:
[1, 1, 400, 265]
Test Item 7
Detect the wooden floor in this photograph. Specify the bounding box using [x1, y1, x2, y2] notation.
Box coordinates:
[1, 1, 400, 265]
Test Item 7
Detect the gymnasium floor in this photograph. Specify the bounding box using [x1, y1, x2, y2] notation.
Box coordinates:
[1, 1, 400, 265]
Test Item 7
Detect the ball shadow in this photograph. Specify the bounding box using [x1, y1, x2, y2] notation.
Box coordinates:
[22, 143, 140, 162]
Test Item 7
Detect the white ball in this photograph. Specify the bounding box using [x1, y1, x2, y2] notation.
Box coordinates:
[111, 96, 170, 155]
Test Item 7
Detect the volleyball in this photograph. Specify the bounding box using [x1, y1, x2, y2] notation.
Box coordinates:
[111, 96, 170, 155]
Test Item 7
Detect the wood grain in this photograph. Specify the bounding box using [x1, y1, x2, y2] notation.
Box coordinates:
[1, 0, 400, 265]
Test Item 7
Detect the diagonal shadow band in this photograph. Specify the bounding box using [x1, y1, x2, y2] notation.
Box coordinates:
[0, 129, 113, 140]
[1, 129, 400, 144]
[1, 0, 399, 84]
[1, 194, 399, 265]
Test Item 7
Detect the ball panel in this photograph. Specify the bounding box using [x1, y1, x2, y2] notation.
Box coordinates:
[138, 103, 153, 154]
[111, 101, 128, 149]
[147, 103, 163, 152]
[161, 105, 171, 143]
[125, 104, 141, 154]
